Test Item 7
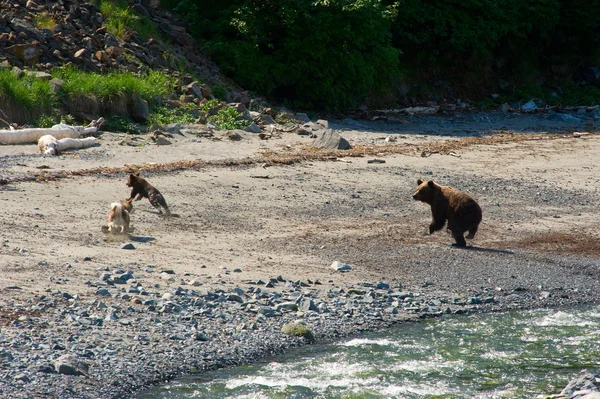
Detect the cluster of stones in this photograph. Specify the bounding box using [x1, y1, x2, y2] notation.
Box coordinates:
[0, 0, 254, 125]
[0, 0, 214, 78]
[0, 260, 516, 398]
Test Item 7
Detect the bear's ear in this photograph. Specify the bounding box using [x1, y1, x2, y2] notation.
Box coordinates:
[134, 172, 140, 176]
[417, 179, 423, 185]
[427, 180, 435, 188]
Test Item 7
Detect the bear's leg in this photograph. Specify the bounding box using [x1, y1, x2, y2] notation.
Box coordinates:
[465, 225, 478, 239]
[451, 230, 467, 247]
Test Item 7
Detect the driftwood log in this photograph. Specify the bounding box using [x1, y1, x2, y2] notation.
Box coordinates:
[37, 135, 97, 155]
[0, 118, 104, 145]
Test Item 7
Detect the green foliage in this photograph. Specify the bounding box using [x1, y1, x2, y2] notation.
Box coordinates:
[35, 114, 58, 128]
[0, 69, 55, 115]
[199, 99, 221, 113]
[164, 0, 599, 108]
[98, 0, 160, 41]
[104, 114, 139, 133]
[54, 67, 172, 105]
[207, 107, 250, 130]
[211, 85, 229, 101]
[148, 104, 197, 125]
[389, 0, 561, 59]
[169, 0, 400, 111]
[33, 11, 58, 31]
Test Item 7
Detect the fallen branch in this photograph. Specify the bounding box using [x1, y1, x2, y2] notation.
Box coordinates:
[38, 135, 98, 155]
[0, 118, 104, 145]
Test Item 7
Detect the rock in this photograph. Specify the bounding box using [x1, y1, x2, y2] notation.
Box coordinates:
[200, 84, 212, 99]
[105, 45, 123, 58]
[155, 136, 172, 145]
[53, 354, 89, 376]
[281, 322, 315, 342]
[295, 113, 310, 123]
[25, 71, 52, 80]
[184, 82, 203, 99]
[549, 112, 582, 124]
[559, 373, 600, 396]
[312, 130, 351, 150]
[244, 122, 261, 133]
[521, 100, 537, 112]
[315, 119, 329, 128]
[296, 127, 311, 136]
[49, 78, 65, 94]
[128, 95, 150, 123]
[74, 48, 87, 58]
[298, 298, 319, 312]
[121, 243, 135, 250]
[256, 114, 276, 125]
[6, 42, 42, 64]
[498, 103, 511, 113]
[331, 261, 352, 272]
[222, 130, 242, 141]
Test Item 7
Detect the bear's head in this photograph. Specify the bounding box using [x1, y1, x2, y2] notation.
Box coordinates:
[412, 179, 438, 204]
[126, 172, 140, 187]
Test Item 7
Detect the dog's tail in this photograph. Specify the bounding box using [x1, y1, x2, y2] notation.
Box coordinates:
[110, 202, 124, 214]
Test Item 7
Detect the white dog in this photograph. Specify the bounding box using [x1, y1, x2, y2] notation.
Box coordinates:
[107, 202, 130, 234]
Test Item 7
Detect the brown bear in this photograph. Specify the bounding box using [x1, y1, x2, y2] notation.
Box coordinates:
[412, 179, 482, 247]
[126, 172, 171, 216]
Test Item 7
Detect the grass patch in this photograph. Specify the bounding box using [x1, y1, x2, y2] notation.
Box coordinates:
[98, 0, 160, 41]
[0, 69, 55, 123]
[33, 11, 58, 31]
[54, 67, 172, 105]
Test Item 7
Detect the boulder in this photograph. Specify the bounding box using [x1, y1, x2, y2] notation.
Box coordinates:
[281, 322, 315, 342]
[53, 354, 89, 376]
[128, 95, 150, 123]
[312, 129, 351, 150]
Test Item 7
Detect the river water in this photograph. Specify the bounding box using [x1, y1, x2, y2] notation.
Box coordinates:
[139, 306, 600, 398]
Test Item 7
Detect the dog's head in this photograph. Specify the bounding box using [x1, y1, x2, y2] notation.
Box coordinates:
[121, 198, 133, 212]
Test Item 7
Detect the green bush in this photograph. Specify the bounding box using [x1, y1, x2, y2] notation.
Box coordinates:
[167, 0, 400, 111]
[148, 104, 197, 125]
[207, 107, 250, 130]
[164, 0, 600, 108]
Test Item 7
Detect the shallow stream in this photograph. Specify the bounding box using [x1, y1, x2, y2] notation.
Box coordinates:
[139, 306, 600, 398]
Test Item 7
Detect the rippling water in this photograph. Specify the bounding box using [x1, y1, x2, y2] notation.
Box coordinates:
[139, 307, 600, 398]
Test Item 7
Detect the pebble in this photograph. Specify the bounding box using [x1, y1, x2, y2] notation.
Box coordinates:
[0, 268, 594, 398]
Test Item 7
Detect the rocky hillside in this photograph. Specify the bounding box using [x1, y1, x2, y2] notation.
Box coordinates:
[0, 0, 252, 125]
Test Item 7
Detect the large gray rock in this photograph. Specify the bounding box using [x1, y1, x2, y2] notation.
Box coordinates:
[53, 354, 89, 376]
[312, 129, 351, 150]
[128, 95, 150, 123]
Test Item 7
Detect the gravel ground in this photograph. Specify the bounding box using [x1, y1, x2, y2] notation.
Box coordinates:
[1, 109, 599, 398]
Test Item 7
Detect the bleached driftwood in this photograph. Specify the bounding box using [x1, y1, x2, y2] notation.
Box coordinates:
[38, 135, 97, 155]
[0, 118, 104, 145]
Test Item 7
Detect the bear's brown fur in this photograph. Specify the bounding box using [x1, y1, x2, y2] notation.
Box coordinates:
[126, 172, 170, 215]
[412, 179, 482, 247]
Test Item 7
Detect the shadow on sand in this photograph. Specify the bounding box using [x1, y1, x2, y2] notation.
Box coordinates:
[463, 245, 514, 255]
[129, 235, 156, 243]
